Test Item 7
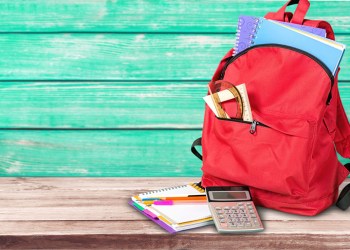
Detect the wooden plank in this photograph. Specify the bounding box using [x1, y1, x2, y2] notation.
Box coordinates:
[0, 81, 205, 128]
[0, 131, 203, 177]
[0, 81, 349, 129]
[0, 178, 348, 221]
[0, 178, 349, 249]
[0, 177, 348, 193]
[1, 220, 350, 236]
[1, 193, 349, 221]
[1, 233, 349, 250]
[0, 1, 349, 33]
[0, 130, 348, 177]
[0, 34, 349, 81]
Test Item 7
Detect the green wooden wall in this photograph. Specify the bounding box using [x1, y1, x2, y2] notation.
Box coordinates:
[0, 0, 349, 177]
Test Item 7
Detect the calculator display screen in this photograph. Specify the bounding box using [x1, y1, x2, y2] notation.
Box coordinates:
[210, 191, 250, 201]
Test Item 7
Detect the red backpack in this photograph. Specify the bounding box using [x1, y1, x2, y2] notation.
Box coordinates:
[191, 0, 350, 216]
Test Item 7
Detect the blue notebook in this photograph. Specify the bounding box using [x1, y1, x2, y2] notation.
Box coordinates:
[251, 18, 345, 76]
[234, 15, 326, 55]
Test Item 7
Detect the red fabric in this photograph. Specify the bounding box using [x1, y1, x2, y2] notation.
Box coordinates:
[265, 0, 310, 24]
[201, 45, 350, 216]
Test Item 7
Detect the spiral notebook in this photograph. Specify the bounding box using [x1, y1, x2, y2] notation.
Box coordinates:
[251, 18, 345, 76]
[135, 183, 206, 199]
[130, 182, 213, 233]
[234, 15, 327, 55]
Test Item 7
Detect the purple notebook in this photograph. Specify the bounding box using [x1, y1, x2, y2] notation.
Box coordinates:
[128, 200, 177, 233]
[234, 15, 327, 55]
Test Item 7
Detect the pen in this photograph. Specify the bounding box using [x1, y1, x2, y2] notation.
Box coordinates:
[153, 200, 207, 205]
[141, 194, 206, 201]
[163, 196, 207, 201]
[143, 197, 207, 205]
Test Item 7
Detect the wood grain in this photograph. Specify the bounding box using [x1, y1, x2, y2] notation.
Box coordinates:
[0, 81, 348, 129]
[0, 81, 206, 128]
[0, 178, 348, 221]
[0, 34, 349, 81]
[0, 130, 348, 177]
[0, 131, 203, 177]
[0, 0, 349, 33]
[0, 178, 349, 249]
[1, 233, 349, 250]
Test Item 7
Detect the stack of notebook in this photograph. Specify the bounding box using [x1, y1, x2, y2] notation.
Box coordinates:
[235, 16, 345, 75]
[129, 183, 213, 233]
[233, 15, 346, 76]
[234, 15, 327, 55]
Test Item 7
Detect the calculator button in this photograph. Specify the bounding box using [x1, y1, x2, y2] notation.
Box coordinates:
[215, 207, 222, 210]
[241, 214, 248, 218]
[220, 219, 226, 223]
[250, 214, 257, 218]
[218, 215, 225, 219]
[245, 223, 252, 227]
[249, 209, 254, 213]
[224, 206, 230, 210]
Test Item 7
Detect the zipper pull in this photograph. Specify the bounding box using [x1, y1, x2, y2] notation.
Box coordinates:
[250, 120, 258, 134]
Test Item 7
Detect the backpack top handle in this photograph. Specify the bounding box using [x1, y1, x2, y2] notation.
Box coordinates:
[265, 0, 310, 24]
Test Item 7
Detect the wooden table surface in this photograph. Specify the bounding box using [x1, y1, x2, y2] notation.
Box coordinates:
[0, 177, 349, 249]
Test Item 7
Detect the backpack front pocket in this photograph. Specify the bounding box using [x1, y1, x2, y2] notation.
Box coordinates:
[202, 114, 315, 197]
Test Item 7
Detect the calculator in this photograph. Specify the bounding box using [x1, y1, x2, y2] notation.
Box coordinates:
[205, 186, 264, 233]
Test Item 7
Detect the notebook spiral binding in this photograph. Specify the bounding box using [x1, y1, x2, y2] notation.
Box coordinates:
[250, 19, 264, 45]
[190, 182, 205, 193]
[140, 182, 205, 196]
[234, 17, 264, 55]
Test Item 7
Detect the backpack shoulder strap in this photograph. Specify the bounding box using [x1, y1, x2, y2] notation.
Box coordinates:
[303, 19, 335, 40]
[336, 164, 350, 210]
[332, 76, 350, 210]
[333, 81, 350, 158]
[191, 137, 202, 161]
[191, 49, 233, 161]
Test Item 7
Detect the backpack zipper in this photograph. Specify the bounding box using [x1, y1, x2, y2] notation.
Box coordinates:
[217, 117, 267, 134]
[219, 44, 335, 104]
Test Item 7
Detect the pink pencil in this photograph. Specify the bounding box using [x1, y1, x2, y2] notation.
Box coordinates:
[153, 200, 207, 205]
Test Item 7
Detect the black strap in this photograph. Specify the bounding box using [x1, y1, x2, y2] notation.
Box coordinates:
[191, 137, 203, 161]
[336, 163, 350, 210]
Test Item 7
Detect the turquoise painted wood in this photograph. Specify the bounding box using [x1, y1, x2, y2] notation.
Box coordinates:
[0, 130, 347, 177]
[0, 1, 349, 33]
[0, 81, 348, 129]
[0, 81, 205, 128]
[0, 1, 349, 177]
[0, 34, 350, 80]
[0, 130, 202, 177]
